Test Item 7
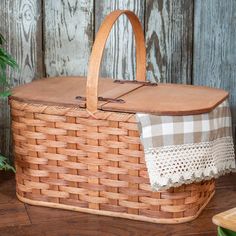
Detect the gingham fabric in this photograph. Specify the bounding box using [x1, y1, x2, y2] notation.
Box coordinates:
[136, 100, 235, 191]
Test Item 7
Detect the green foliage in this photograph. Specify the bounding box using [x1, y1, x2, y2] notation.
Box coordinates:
[0, 154, 15, 172]
[0, 33, 18, 97]
[218, 227, 236, 236]
[0, 33, 17, 172]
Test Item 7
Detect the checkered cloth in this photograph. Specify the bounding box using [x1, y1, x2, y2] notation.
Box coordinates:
[136, 100, 235, 191]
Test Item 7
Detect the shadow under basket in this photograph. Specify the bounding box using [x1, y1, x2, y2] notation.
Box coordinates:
[12, 99, 215, 224]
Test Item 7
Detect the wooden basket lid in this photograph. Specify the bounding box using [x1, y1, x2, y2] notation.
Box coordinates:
[11, 76, 228, 116]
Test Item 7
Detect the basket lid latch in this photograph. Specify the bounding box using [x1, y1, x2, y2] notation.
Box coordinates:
[114, 80, 158, 86]
[75, 96, 125, 104]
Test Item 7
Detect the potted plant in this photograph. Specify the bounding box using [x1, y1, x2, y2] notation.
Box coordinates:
[0, 33, 17, 172]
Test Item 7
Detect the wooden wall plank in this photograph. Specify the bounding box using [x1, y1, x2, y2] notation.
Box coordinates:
[0, 0, 43, 85]
[0, 0, 43, 156]
[44, 0, 94, 77]
[95, 0, 145, 81]
[193, 0, 236, 139]
[145, 0, 193, 83]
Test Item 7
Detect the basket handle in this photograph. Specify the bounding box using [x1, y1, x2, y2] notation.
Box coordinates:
[86, 10, 146, 113]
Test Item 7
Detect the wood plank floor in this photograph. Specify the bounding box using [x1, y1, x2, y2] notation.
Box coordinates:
[0, 172, 235, 236]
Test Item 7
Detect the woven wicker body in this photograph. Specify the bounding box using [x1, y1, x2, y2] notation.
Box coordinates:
[11, 99, 215, 224]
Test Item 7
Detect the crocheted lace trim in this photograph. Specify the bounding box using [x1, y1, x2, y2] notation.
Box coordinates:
[144, 136, 236, 191]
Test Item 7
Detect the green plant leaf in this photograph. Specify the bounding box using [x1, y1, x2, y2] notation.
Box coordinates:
[0, 90, 11, 97]
[0, 34, 18, 97]
[0, 34, 6, 45]
[0, 48, 18, 69]
[218, 227, 236, 236]
[0, 154, 15, 172]
[0, 35, 17, 170]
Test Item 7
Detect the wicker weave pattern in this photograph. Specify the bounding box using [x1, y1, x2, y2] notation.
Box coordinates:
[11, 99, 215, 223]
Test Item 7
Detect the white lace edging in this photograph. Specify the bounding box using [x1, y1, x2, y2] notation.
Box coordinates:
[144, 136, 236, 191]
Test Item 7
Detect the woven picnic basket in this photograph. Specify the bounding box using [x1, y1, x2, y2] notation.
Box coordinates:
[10, 10, 228, 224]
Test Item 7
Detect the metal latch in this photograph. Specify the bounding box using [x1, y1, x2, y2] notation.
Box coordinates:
[75, 96, 125, 104]
[114, 80, 158, 86]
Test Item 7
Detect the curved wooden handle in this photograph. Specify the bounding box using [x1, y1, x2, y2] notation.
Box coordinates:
[86, 10, 146, 113]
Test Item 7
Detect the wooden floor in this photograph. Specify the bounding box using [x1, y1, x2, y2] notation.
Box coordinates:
[0, 172, 235, 236]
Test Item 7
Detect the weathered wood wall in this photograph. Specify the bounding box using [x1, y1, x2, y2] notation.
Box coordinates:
[95, 1, 145, 81]
[145, 0, 193, 83]
[193, 0, 236, 139]
[0, 0, 43, 157]
[0, 0, 235, 155]
[44, 0, 94, 77]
